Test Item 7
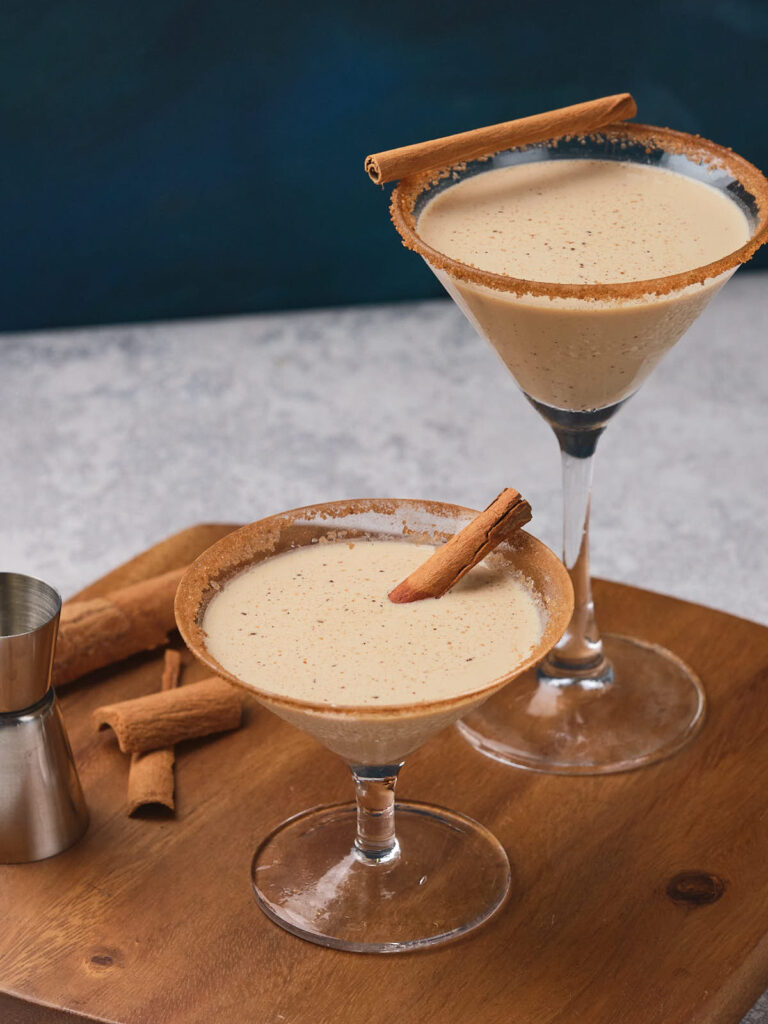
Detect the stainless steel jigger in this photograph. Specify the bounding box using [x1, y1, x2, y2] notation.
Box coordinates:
[0, 572, 88, 863]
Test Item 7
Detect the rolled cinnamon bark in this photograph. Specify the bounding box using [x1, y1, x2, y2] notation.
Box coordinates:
[128, 749, 175, 814]
[365, 93, 637, 184]
[53, 567, 185, 688]
[389, 488, 532, 603]
[127, 649, 182, 815]
[94, 677, 242, 754]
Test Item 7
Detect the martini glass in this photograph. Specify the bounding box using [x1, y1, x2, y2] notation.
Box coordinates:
[175, 498, 573, 952]
[391, 124, 768, 774]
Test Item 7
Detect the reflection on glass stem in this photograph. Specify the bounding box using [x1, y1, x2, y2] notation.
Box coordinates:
[351, 764, 403, 863]
[530, 397, 626, 685]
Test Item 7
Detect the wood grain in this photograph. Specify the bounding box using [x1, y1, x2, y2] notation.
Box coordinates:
[69, 523, 239, 601]
[2, 524, 768, 1024]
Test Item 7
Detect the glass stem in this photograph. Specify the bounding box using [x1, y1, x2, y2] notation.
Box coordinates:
[350, 763, 403, 863]
[543, 423, 610, 680]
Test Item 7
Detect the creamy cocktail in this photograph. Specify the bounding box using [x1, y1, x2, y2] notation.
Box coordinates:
[202, 539, 543, 763]
[390, 123, 768, 774]
[416, 159, 750, 411]
[175, 498, 572, 953]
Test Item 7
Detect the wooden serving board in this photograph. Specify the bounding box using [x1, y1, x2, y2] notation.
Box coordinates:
[2, 524, 768, 1024]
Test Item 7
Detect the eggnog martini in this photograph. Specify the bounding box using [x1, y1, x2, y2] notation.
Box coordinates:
[416, 158, 750, 411]
[202, 538, 544, 763]
[390, 118, 768, 774]
[175, 498, 573, 952]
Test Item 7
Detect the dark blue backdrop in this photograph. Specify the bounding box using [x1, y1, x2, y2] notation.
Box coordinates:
[1, 0, 766, 331]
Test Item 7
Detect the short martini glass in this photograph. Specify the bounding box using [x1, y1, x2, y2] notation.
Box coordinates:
[391, 124, 768, 774]
[175, 498, 573, 952]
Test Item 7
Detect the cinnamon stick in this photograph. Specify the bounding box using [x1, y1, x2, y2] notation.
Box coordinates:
[365, 93, 636, 185]
[53, 567, 186, 688]
[127, 649, 182, 815]
[94, 677, 242, 754]
[388, 488, 531, 604]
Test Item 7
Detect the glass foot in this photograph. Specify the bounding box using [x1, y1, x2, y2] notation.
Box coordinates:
[458, 634, 706, 775]
[251, 801, 510, 953]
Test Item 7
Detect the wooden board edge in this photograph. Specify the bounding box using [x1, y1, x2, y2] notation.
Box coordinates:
[70, 523, 240, 601]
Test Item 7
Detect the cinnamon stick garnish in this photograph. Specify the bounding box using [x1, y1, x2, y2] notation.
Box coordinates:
[127, 649, 182, 816]
[388, 488, 531, 604]
[365, 93, 636, 185]
[53, 567, 186, 688]
[94, 677, 242, 754]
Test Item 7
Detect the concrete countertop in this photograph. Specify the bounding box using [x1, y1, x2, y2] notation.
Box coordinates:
[2, 271, 767, 1021]
[2, 271, 766, 621]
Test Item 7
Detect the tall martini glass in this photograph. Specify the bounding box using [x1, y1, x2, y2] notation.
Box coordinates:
[175, 498, 573, 952]
[391, 124, 768, 774]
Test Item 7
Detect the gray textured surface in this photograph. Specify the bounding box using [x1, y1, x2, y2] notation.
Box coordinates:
[1, 271, 767, 1018]
[2, 271, 767, 620]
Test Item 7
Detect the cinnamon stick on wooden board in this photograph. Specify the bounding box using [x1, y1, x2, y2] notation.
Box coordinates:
[127, 649, 182, 816]
[53, 566, 186, 688]
[365, 93, 637, 184]
[388, 488, 532, 604]
[94, 677, 242, 754]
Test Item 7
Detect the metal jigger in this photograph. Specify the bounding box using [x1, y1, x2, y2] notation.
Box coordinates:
[0, 572, 88, 863]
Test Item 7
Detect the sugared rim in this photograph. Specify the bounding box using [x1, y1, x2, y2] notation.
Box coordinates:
[174, 497, 574, 719]
[390, 122, 768, 301]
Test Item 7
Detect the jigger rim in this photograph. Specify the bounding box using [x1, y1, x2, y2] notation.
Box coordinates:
[0, 572, 62, 639]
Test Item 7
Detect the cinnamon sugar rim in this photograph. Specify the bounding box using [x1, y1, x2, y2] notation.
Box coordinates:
[174, 498, 573, 719]
[390, 122, 768, 301]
